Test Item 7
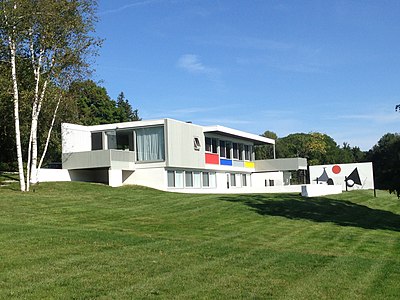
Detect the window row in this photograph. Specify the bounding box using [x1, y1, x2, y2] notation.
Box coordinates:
[167, 170, 216, 188]
[228, 173, 250, 188]
[205, 137, 253, 161]
[91, 126, 165, 162]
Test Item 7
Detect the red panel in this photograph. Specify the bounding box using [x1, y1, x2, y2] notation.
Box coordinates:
[205, 153, 219, 164]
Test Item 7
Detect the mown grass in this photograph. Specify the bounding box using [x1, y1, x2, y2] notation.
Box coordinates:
[0, 182, 399, 299]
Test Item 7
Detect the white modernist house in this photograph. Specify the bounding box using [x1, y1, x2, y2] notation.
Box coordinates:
[50, 118, 307, 193]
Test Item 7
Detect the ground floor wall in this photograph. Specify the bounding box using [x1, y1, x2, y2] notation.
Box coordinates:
[38, 167, 303, 194]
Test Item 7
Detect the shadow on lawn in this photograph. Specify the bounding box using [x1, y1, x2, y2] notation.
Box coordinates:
[219, 194, 400, 232]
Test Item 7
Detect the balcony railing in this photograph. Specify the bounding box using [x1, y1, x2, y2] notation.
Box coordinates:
[62, 150, 136, 170]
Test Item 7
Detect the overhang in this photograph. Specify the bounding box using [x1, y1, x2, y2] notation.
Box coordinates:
[203, 125, 275, 145]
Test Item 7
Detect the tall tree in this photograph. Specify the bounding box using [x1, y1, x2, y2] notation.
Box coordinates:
[115, 92, 141, 122]
[255, 130, 277, 160]
[69, 80, 141, 125]
[368, 133, 400, 198]
[0, 0, 100, 191]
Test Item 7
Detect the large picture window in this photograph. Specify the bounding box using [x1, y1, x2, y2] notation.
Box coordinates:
[136, 127, 165, 161]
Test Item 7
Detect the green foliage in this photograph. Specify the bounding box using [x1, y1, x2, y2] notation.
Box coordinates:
[69, 80, 141, 125]
[116, 92, 141, 122]
[277, 132, 340, 165]
[255, 130, 277, 159]
[256, 130, 367, 166]
[367, 133, 400, 198]
[0, 182, 399, 298]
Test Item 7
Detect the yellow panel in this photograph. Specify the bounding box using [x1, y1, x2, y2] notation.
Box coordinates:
[244, 161, 255, 168]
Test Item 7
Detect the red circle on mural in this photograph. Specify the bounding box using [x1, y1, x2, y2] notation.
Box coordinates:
[332, 165, 341, 174]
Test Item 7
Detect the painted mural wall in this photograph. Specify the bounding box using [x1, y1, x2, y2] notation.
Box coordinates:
[309, 162, 374, 191]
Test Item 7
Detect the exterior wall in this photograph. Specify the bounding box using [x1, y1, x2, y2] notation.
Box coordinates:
[255, 158, 307, 172]
[38, 169, 72, 182]
[309, 162, 374, 191]
[165, 119, 205, 169]
[122, 167, 166, 190]
[301, 184, 342, 197]
[62, 123, 91, 153]
[252, 171, 284, 188]
[38, 168, 109, 184]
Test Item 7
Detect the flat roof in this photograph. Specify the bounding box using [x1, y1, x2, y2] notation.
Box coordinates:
[203, 125, 275, 145]
[63, 118, 275, 145]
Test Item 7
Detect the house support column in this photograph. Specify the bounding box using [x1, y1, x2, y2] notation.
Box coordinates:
[108, 169, 123, 187]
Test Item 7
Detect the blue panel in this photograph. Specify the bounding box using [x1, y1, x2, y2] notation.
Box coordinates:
[220, 159, 232, 166]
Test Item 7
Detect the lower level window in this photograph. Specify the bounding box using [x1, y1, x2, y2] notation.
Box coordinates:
[168, 170, 216, 188]
[230, 173, 236, 187]
[167, 171, 175, 187]
[185, 171, 193, 187]
[242, 174, 247, 186]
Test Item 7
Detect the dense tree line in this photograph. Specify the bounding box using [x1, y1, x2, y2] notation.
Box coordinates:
[255, 131, 365, 165]
[0, 78, 140, 171]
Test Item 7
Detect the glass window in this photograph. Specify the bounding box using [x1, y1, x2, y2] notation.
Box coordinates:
[185, 171, 193, 187]
[205, 137, 211, 152]
[91, 132, 103, 150]
[136, 127, 165, 161]
[226, 142, 232, 159]
[219, 141, 226, 157]
[193, 172, 201, 188]
[244, 145, 250, 160]
[210, 173, 216, 188]
[117, 130, 134, 151]
[194, 137, 201, 151]
[212, 138, 218, 154]
[269, 179, 275, 186]
[202, 172, 209, 187]
[167, 171, 175, 187]
[106, 131, 117, 149]
[242, 174, 247, 186]
[175, 171, 184, 188]
[239, 144, 243, 160]
[233, 143, 238, 159]
[230, 173, 236, 187]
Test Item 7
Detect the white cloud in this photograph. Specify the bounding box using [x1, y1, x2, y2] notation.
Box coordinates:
[99, 0, 159, 16]
[331, 113, 400, 123]
[177, 54, 217, 75]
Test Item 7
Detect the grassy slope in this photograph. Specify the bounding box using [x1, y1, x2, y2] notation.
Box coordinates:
[0, 182, 399, 299]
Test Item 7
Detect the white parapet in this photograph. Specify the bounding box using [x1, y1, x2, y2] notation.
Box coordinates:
[301, 184, 342, 197]
[37, 169, 72, 182]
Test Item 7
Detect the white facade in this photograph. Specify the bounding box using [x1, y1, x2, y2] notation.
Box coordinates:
[55, 118, 307, 193]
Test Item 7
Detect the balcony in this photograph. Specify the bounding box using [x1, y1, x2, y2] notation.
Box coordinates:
[62, 150, 136, 170]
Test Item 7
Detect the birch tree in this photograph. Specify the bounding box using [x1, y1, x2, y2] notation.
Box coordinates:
[0, 0, 100, 191]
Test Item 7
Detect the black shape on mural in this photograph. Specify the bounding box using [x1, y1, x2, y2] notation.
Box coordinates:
[345, 167, 361, 187]
[316, 168, 334, 185]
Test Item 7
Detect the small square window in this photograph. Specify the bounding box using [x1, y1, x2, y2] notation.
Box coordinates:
[194, 137, 201, 151]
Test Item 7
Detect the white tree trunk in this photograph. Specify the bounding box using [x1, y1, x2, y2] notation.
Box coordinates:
[37, 93, 62, 171]
[30, 79, 48, 185]
[10, 39, 26, 192]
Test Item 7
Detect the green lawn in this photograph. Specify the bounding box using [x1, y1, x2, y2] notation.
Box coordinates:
[0, 182, 399, 299]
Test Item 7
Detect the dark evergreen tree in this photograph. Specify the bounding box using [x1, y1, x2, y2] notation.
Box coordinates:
[367, 133, 400, 198]
[115, 92, 141, 122]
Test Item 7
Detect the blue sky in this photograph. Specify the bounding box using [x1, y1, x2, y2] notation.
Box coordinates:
[94, 0, 400, 150]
